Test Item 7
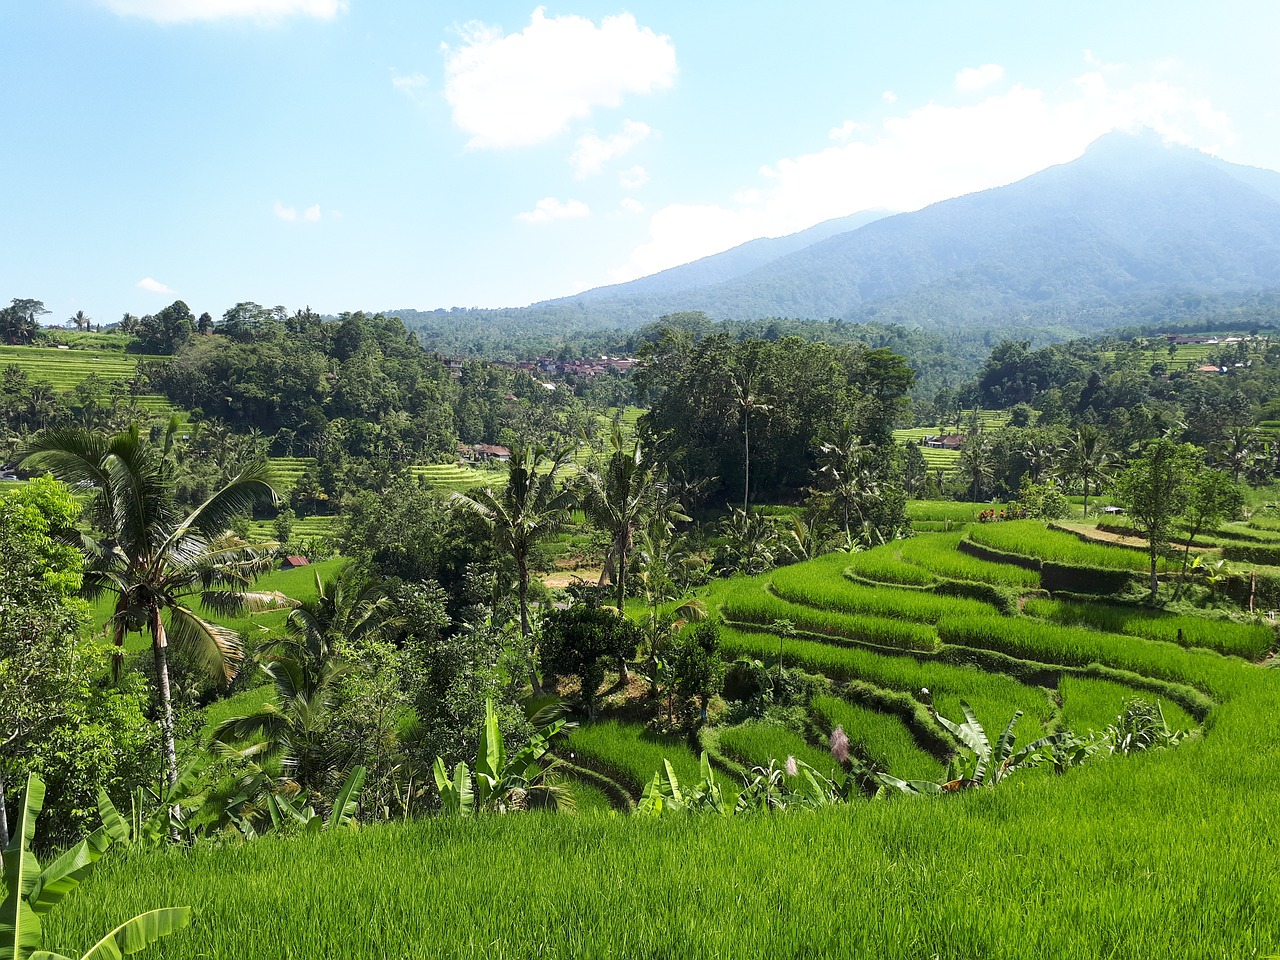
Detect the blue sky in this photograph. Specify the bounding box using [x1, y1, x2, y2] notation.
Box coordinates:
[3, 0, 1278, 327]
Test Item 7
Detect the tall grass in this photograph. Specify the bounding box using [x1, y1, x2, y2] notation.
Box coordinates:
[844, 548, 938, 586]
[1025, 598, 1275, 661]
[43, 668, 1280, 959]
[810, 695, 945, 782]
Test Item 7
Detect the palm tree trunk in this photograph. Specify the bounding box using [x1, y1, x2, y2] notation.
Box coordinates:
[150, 608, 181, 842]
[743, 416, 751, 511]
[517, 558, 543, 695]
[616, 532, 631, 683]
[0, 767, 9, 851]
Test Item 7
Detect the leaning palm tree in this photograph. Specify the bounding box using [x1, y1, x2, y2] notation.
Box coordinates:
[20, 425, 278, 801]
[451, 444, 575, 691]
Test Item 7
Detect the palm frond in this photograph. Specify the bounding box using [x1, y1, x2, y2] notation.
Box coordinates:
[166, 606, 244, 683]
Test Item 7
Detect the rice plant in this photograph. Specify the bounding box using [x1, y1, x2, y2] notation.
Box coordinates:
[717, 722, 838, 779]
[968, 520, 1159, 572]
[1058, 676, 1195, 738]
[567, 720, 705, 795]
[811, 695, 945, 782]
[1025, 598, 1275, 661]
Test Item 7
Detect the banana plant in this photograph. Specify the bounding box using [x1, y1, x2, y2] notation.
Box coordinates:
[96, 756, 209, 848]
[638, 752, 727, 816]
[433, 700, 572, 814]
[2, 773, 190, 960]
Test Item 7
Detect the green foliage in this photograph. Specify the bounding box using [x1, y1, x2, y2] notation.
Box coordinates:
[432, 700, 572, 814]
[810, 695, 945, 783]
[539, 605, 644, 718]
[2, 773, 190, 960]
[968, 520, 1157, 571]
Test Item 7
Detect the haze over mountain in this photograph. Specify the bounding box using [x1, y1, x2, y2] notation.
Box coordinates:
[390, 130, 1280, 349]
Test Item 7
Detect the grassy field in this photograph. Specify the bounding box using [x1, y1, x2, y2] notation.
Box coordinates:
[30, 524, 1280, 958]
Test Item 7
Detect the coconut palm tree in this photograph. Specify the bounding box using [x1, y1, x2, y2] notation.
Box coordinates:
[69, 309, 92, 332]
[1058, 426, 1111, 517]
[451, 444, 575, 691]
[578, 426, 685, 679]
[730, 356, 773, 510]
[20, 425, 278, 803]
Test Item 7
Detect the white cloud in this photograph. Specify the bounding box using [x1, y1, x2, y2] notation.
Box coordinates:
[442, 7, 676, 149]
[275, 201, 322, 222]
[612, 65, 1236, 283]
[955, 63, 1005, 92]
[516, 197, 591, 224]
[828, 119, 863, 142]
[882, 91, 897, 104]
[619, 198, 645, 214]
[619, 165, 650, 189]
[392, 73, 429, 95]
[97, 0, 345, 22]
[136, 277, 173, 294]
[571, 120, 651, 179]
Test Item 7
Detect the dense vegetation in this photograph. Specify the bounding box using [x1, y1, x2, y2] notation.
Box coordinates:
[3, 301, 1280, 958]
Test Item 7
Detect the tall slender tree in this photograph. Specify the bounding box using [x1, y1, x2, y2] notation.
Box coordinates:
[1059, 426, 1111, 517]
[20, 425, 278, 810]
[451, 444, 575, 692]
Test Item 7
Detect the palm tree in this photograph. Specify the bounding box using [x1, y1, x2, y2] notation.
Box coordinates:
[730, 356, 773, 510]
[20, 425, 278, 802]
[1058, 426, 1111, 517]
[451, 444, 575, 691]
[578, 426, 685, 679]
[958, 438, 995, 502]
[272, 564, 401, 668]
[69, 309, 92, 332]
[1214, 425, 1260, 483]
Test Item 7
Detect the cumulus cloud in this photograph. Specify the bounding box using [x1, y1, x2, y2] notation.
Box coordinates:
[955, 63, 1005, 92]
[571, 120, 651, 179]
[619, 165, 649, 189]
[619, 197, 645, 214]
[828, 119, 863, 142]
[443, 7, 676, 149]
[97, 0, 345, 22]
[516, 197, 591, 224]
[882, 91, 898, 104]
[275, 201, 322, 222]
[611, 65, 1236, 282]
[136, 277, 173, 293]
[392, 73, 429, 95]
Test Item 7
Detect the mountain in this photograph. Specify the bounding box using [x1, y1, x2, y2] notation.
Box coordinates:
[548, 130, 1280, 328]
[559, 209, 892, 303]
[389, 131, 1280, 352]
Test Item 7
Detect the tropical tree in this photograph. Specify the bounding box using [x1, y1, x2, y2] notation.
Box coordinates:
[1213, 425, 1260, 483]
[1058, 426, 1111, 517]
[730, 352, 773, 510]
[451, 444, 575, 691]
[957, 438, 995, 502]
[19, 425, 278, 810]
[0, 299, 47, 346]
[578, 426, 685, 679]
[1173, 469, 1243, 598]
[1115, 438, 1200, 599]
[69, 309, 92, 332]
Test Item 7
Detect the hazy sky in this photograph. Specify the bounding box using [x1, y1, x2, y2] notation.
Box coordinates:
[3, 1, 1278, 326]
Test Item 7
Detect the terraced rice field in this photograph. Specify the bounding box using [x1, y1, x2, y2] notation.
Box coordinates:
[410, 462, 505, 491]
[0, 343, 175, 414]
[694, 520, 1273, 781]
